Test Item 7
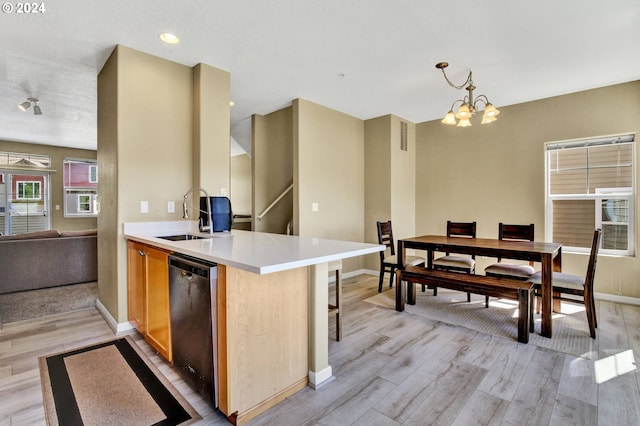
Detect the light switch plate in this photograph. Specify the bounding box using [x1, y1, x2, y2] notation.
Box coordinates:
[312, 202, 319, 212]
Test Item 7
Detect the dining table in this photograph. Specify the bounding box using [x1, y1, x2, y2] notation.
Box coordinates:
[396, 235, 562, 338]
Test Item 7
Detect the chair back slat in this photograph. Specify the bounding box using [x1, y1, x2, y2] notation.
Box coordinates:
[447, 221, 476, 238]
[446, 221, 476, 258]
[499, 223, 535, 242]
[377, 220, 395, 257]
[497, 223, 535, 263]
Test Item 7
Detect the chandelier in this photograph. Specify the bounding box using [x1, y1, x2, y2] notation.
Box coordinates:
[436, 62, 499, 127]
[18, 97, 43, 115]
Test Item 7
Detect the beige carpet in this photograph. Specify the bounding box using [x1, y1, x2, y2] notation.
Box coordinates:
[0, 282, 98, 327]
[365, 288, 595, 359]
[39, 336, 200, 426]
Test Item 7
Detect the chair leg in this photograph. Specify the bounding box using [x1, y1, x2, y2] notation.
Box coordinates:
[485, 296, 489, 308]
[467, 292, 471, 303]
[591, 296, 598, 329]
[378, 268, 385, 293]
[388, 267, 396, 289]
[584, 291, 596, 339]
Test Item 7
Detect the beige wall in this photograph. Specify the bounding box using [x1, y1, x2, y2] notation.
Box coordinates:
[363, 115, 417, 272]
[0, 139, 98, 232]
[416, 81, 640, 298]
[230, 153, 252, 215]
[193, 63, 231, 196]
[293, 99, 365, 272]
[252, 107, 293, 234]
[98, 45, 230, 322]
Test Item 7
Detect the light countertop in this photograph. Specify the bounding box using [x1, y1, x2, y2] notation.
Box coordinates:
[123, 221, 383, 274]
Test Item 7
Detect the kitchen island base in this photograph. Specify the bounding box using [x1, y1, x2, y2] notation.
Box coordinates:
[217, 264, 310, 424]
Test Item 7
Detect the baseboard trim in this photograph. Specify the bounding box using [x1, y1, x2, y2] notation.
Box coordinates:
[328, 268, 377, 283]
[595, 292, 640, 306]
[95, 298, 136, 334]
[308, 366, 333, 390]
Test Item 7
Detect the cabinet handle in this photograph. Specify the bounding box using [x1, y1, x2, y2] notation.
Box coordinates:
[138, 250, 146, 256]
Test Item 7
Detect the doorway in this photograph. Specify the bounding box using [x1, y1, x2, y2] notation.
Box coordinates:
[0, 171, 51, 235]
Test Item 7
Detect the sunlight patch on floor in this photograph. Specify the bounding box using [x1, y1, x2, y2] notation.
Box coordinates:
[594, 349, 637, 384]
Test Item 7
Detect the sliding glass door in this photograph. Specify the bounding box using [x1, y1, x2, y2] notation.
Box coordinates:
[0, 171, 50, 235]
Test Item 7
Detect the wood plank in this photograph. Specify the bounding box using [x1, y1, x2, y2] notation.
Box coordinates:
[451, 390, 508, 426]
[500, 347, 565, 425]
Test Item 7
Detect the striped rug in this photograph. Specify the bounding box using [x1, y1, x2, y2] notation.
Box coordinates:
[39, 336, 200, 426]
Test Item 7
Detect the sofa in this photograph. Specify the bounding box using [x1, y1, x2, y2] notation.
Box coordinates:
[0, 229, 97, 295]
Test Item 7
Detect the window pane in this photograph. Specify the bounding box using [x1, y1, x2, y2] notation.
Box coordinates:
[552, 199, 595, 248]
[589, 166, 633, 192]
[549, 168, 587, 194]
[602, 224, 628, 250]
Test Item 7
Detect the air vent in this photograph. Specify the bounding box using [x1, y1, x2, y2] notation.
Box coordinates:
[400, 121, 408, 151]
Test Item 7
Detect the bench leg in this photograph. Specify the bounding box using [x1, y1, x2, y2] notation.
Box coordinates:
[530, 290, 535, 333]
[395, 270, 405, 311]
[407, 280, 416, 305]
[518, 288, 530, 343]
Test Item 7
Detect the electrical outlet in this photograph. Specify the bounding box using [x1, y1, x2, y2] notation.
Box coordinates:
[221, 187, 228, 196]
[312, 202, 319, 212]
[167, 201, 175, 213]
[140, 201, 149, 214]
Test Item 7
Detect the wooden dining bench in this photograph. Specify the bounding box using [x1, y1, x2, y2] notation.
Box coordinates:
[397, 266, 534, 343]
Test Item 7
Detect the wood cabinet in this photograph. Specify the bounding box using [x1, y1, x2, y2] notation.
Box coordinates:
[217, 264, 309, 424]
[127, 240, 172, 362]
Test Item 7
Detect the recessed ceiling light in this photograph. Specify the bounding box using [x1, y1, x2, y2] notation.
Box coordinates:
[160, 33, 180, 44]
[229, 101, 234, 107]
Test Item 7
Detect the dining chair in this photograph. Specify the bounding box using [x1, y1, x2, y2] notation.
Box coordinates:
[485, 223, 536, 279]
[377, 220, 425, 293]
[433, 221, 476, 303]
[529, 229, 601, 338]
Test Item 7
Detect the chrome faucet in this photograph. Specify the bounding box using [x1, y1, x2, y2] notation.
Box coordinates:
[182, 188, 214, 234]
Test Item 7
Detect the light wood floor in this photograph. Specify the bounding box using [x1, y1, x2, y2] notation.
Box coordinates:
[1, 274, 639, 425]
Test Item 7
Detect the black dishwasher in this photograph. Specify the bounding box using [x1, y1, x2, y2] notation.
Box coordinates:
[168, 254, 218, 407]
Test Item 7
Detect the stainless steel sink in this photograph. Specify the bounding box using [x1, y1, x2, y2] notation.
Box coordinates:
[157, 234, 205, 241]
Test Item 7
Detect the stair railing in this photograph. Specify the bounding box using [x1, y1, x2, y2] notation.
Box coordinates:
[257, 183, 293, 221]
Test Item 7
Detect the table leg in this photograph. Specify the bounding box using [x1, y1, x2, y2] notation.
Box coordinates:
[541, 254, 552, 338]
[395, 267, 405, 311]
[407, 279, 416, 305]
[553, 248, 562, 312]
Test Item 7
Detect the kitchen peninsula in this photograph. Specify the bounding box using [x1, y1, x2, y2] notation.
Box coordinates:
[123, 221, 383, 424]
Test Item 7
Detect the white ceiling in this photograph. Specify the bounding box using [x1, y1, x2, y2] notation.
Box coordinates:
[1, 0, 639, 154]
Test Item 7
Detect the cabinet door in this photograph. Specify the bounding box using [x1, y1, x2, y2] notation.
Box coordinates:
[145, 245, 172, 362]
[127, 241, 146, 333]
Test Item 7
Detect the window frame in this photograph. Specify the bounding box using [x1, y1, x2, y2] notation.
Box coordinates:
[63, 158, 98, 218]
[545, 134, 635, 256]
[16, 180, 42, 200]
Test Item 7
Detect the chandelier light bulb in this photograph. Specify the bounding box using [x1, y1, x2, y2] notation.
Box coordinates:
[441, 110, 457, 125]
[457, 118, 472, 127]
[455, 104, 471, 119]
